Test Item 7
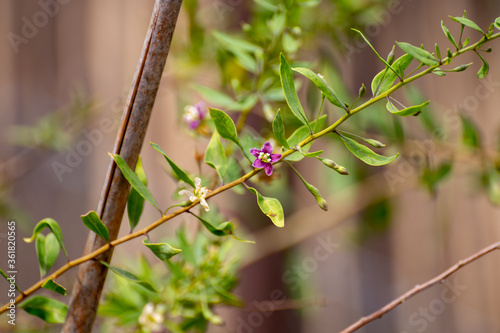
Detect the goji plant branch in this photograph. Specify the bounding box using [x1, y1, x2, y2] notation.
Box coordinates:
[1, 29, 498, 318]
[340, 239, 500, 333]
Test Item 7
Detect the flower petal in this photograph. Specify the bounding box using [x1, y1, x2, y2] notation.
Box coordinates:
[252, 159, 266, 168]
[200, 198, 210, 212]
[264, 163, 273, 176]
[250, 148, 262, 158]
[270, 153, 282, 163]
[262, 141, 273, 154]
[194, 177, 201, 188]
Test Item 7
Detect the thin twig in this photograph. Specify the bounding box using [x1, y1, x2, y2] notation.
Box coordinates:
[340, 240, 500, 333]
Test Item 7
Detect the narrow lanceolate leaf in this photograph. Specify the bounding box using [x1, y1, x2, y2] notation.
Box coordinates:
[495, 17, 500, 30]
[192, 84, 234, 107]
[205, 132, 228, 180]
[110, 153, 161, 212]
[441, 21, 458, 49]
[208, 108, 241, 146]
[396, 42, 440, 66]
[0, 268, 21, 292]
[339, 135, 399, 166]
[280, 54, 311, 131]
[371, 53, 413, 96]
[150, 143, 195, 188]
[41, 279, 66, 296]
[476, 52, 489, 79]
[99, 261, 158, 292]
[386, 100, 430, 117]
[450, 16, 485, 35]
[292, 67, 343, 108]
[35, 233, 60, 277]
[142, 239, 182, 261]
[19, 296, 67, 324]
[191, 213, 255, 243]
[460, 115, 481, 148]
[24, 218, 68, 257]
[272, 109, 291, 150]
[128, 156, 146, 232]
[245, 185, 285, 227]
[80, 211, 109, 242]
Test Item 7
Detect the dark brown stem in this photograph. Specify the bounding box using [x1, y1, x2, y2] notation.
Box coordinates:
[62, 1, 182, 331]
[340, 240, 500, 333]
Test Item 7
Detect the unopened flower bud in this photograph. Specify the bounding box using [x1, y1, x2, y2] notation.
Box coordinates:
[305, 183, 328, 211]
[358, 84, 366, 99]
[365, 138, 385, 148]
[387, 46, 395, 65]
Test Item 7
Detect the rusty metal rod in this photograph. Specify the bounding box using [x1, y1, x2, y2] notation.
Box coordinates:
[62, 1, 182, 331]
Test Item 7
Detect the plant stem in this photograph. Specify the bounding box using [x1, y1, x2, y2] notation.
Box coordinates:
[2, 30, 499, 318]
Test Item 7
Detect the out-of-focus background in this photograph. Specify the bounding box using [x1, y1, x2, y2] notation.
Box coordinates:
[1, 0, 500, 332]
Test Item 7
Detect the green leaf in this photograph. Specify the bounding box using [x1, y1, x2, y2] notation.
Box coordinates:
[292, 67, 343, 108]
[272, 109, 291, 150]
[19, 296, 67, 324]
[205, 132, 228, 181]
[386, 100, 430, 117]
[80, 211, 109, 242]
[150, 143, 195, 188]
[441, 20, 458, 49]
[245, 185, 285, 227]
[450, 16, 485, 35]
[460, 115, 480, 148]
[280, 54, 311, 131]
[110, 153, 161, 211]
[35, 233, 60, 277]
[371, 53, 413, 96]
[396, 42, 439, 66]
[422, 161, 452, 194]
[339, 135, 399, 166]
[99, 261, 158, 293]
[495, 17, 500, 30]
[476, 52, 489, 79]
[213, 31, 262, 53]
[191, 213, 255, 243]
[41, 279, 66, 296]
[24, 218, 68, 257]
[435, 43, 441, 60]
[208, 108, 241, 146]
[192, 84, 234, 107]
[0, 268, 21, 292]
[142, 239, 182, 261]
[127, 156, 146, 232]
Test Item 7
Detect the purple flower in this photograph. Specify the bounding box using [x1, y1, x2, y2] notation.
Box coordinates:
[250, 141, 282, 176]
[183, 102, 206, 129]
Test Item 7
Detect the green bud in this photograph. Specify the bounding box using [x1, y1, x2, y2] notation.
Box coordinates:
[386, 46, 395, 65]
[484, 47, 493, 53]
[291, 26, 302, 36]
[447, 48, 453, 59]
[364, 138, 385, 148]
[320, 158, 349, 175]
[305, 183, 328, 211]
[358, 83, 366, 99]
[334, 165, 349, 175]
[463, 38, 470, 47]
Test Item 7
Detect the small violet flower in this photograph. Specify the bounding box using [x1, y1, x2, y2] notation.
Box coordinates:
[178, 177, 210, 211]
[183, 102, 206, 129]
[138, 303, 164, 332]
[250, 141, 282, 176]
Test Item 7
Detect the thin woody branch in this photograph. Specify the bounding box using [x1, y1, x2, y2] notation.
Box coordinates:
[340, 240, 500, 333]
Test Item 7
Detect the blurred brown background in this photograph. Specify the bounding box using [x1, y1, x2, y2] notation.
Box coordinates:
[1, 0, 499, 332]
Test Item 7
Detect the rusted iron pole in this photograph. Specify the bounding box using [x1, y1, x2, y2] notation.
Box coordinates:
[63, 1, 182, 331]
